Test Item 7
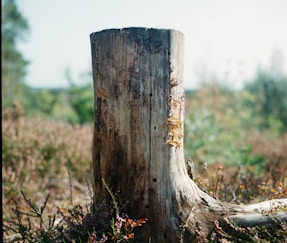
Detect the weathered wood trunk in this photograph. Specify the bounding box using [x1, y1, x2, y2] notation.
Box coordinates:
[90, 28, 287, 242]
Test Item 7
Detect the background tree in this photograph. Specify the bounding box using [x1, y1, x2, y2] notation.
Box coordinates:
[243, 51, 287, 135]
[1, 0, 30, 109]
[244, 70, 287, 135]
[65, 70, 94, 124]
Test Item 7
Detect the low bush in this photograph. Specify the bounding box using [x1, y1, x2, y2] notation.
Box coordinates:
[2, 103, 93, 226]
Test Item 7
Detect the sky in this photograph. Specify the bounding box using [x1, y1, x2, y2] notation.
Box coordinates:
[17, 0, 287, 90]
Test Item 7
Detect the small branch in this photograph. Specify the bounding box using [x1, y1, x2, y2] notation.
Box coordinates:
[221, 198, 287, 229]
[67, 168, 73, 206]
[228, 211, 287, 228]
[239, 199, 287, 214]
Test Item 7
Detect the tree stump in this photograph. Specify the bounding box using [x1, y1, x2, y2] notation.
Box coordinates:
[90, 27, 287, 242]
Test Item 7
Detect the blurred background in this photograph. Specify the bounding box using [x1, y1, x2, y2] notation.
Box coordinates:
[2, 0, 287, 229]
[2, 0, 287, 122]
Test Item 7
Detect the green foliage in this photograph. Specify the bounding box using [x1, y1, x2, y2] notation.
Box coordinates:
[64, 70, 94, 124]
[244, 70, 287, 134]
[1, 0, 30, 109]
[67, 82, 94, 124]
[184, 85, 263, 171]
[8, 71, 95, 125]
[237, 145, 265, 176]
[1, 0, 29, 43]
[26, 89, 59, 115]
[22, 88, 79, 123]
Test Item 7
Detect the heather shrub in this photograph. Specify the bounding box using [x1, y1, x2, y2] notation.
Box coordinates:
[2, 89, 287, 241]
[2, 103, 93, 225]
[3, 181, 147, 242]
[2, 103, 148, 242]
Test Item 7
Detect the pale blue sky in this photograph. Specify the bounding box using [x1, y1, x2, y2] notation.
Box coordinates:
[17, 0, 287, 90]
